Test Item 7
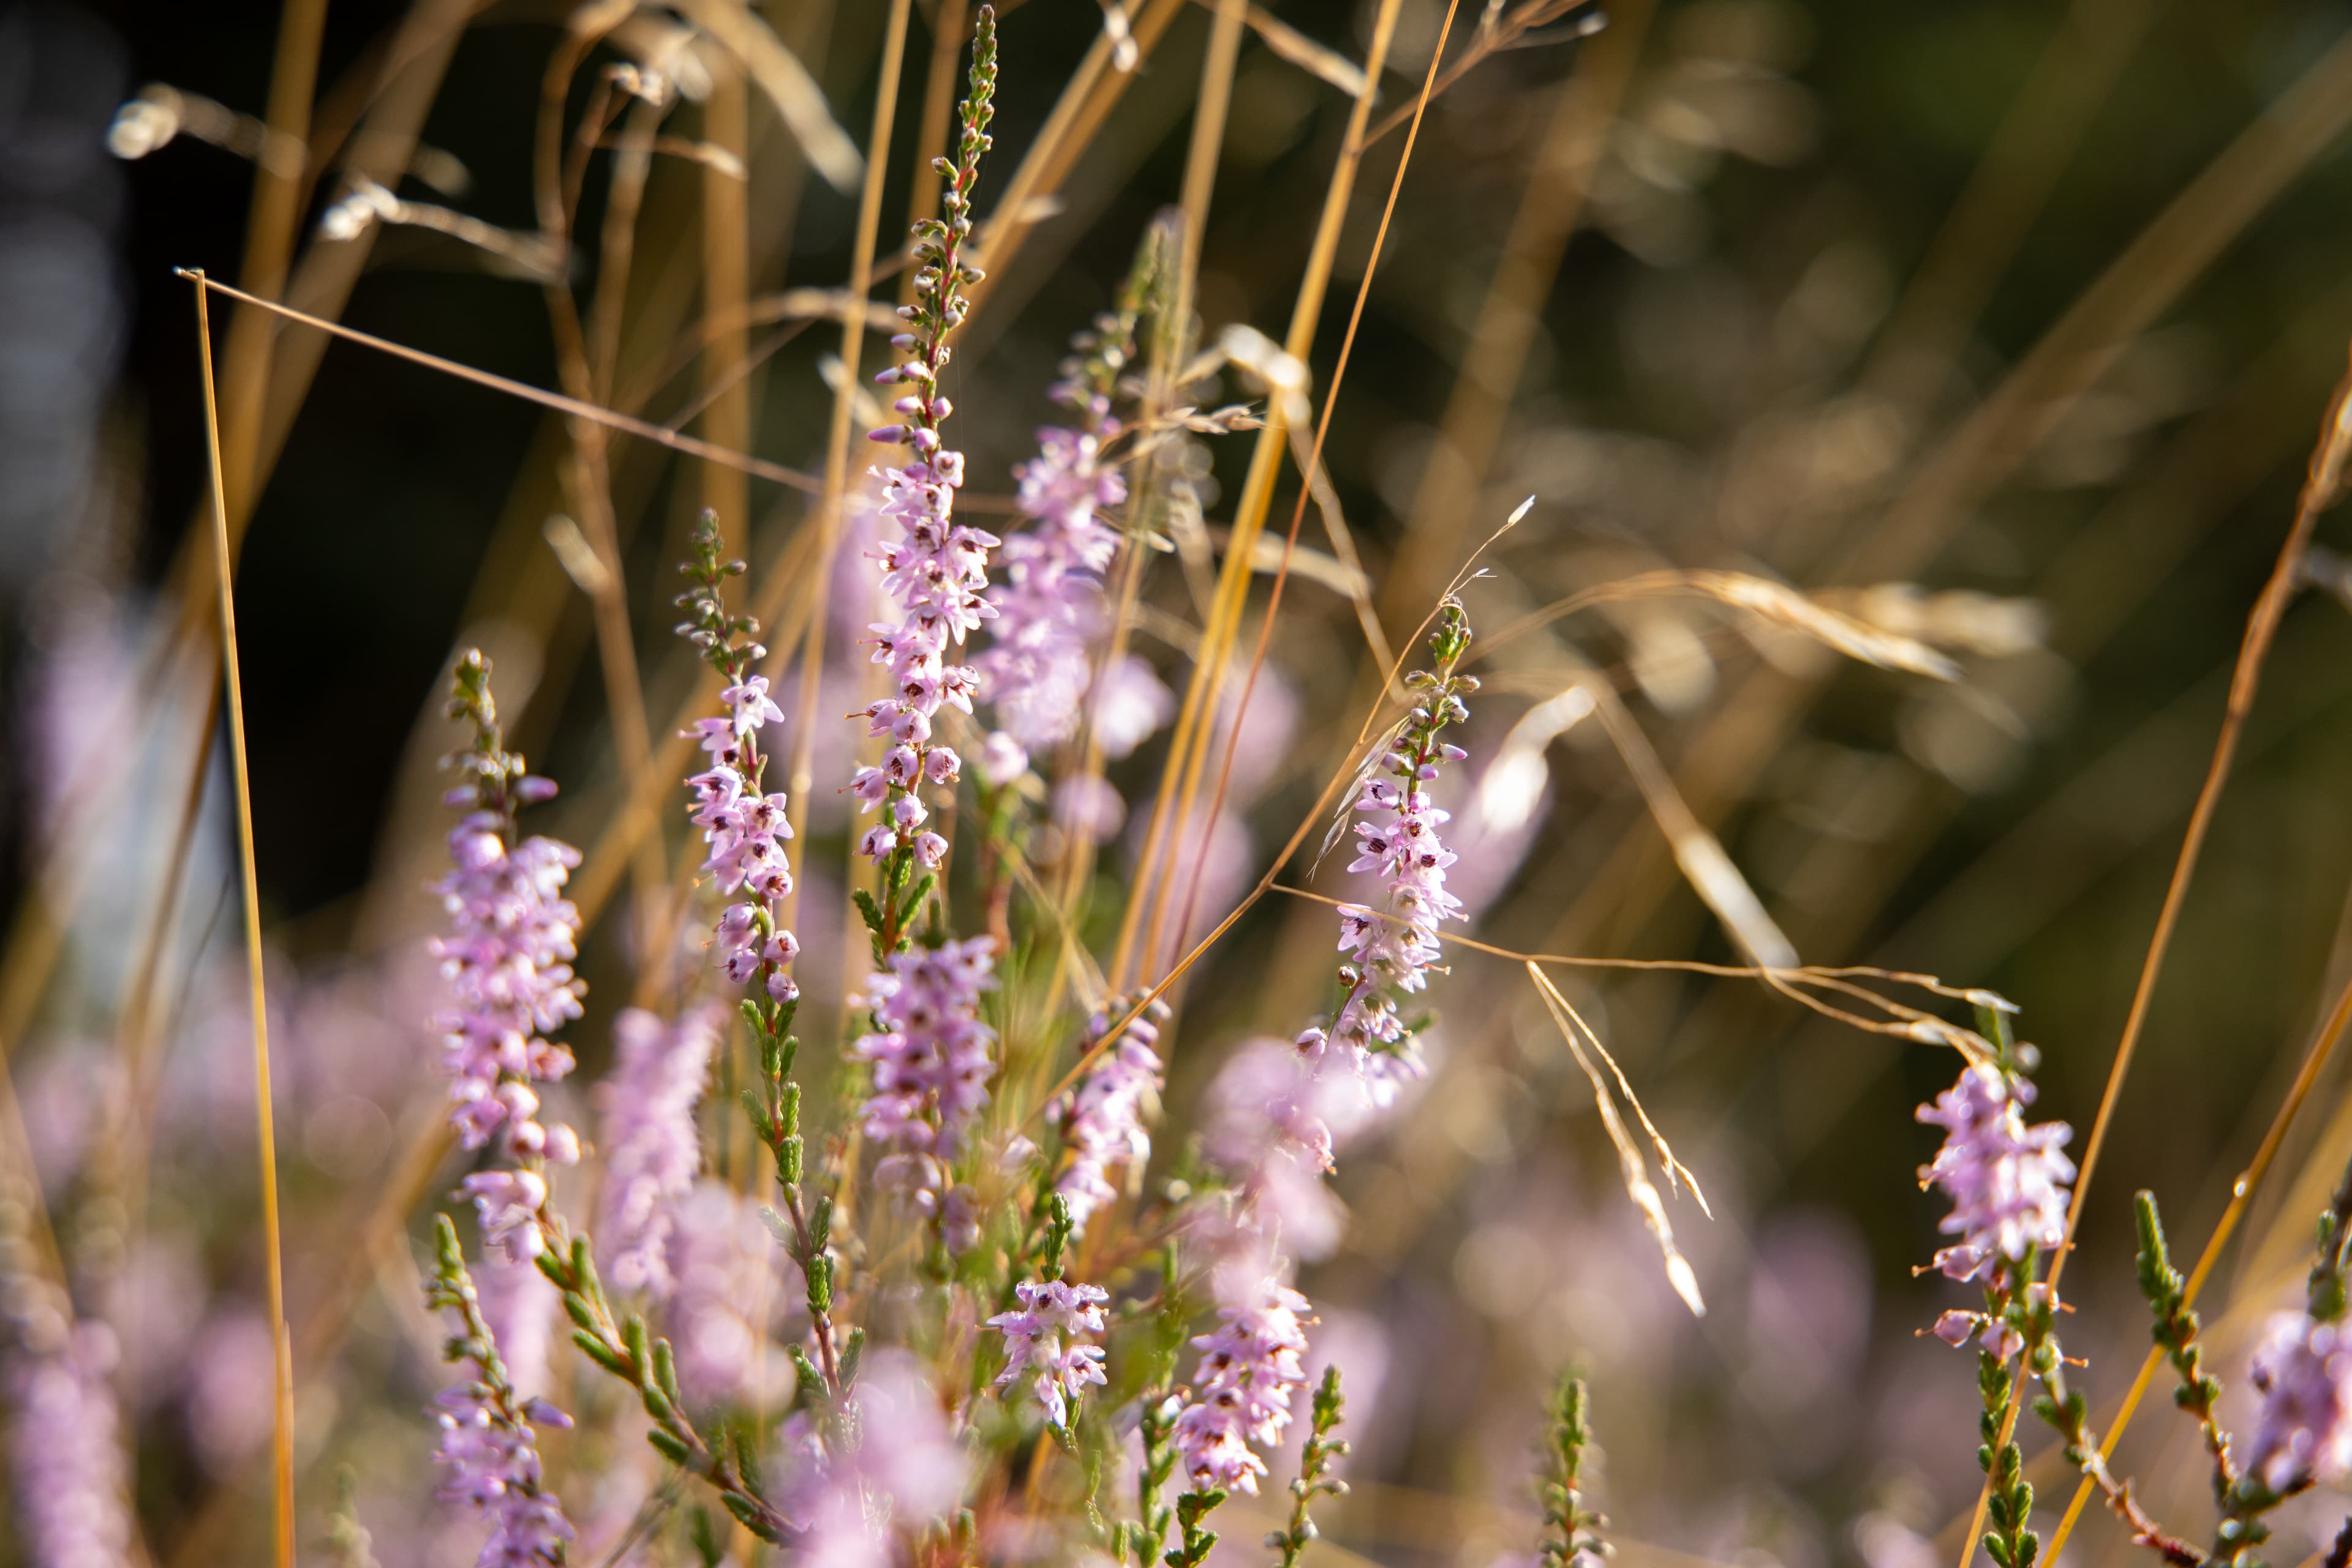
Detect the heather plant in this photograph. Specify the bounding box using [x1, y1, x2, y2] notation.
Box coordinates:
[24, 1, 2352, 1566]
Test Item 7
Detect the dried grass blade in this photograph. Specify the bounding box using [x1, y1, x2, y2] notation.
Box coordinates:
[1528, 961, 1706, 1315]
[1227, 2, 1370, 99]
[178, 271, 823, 490]
[1585, 675, 1800, 970]
[671, 0, 862, 190]
[1531, 965, 1709, 1216]
[194, 270, 296, 1568]
[1482, 569, 1961, 678]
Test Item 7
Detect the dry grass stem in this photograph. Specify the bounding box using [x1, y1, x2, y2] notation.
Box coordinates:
[192, 271, 296, 1568]
[1528, 962, 1707, 1316]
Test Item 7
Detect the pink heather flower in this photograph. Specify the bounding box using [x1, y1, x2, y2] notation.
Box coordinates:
[9, 1324, 133, 1568]
[431, 1380, 574, 1566]
[429, 816, 584, 1152]
[1928, 1308, 2020, 1361]
[987, 1279, 1110, 1427]
[1051, 997, 1167, 1235]
[424, 1221, 575, 1568]
[461, 1169, 548, 1264]
[774, 1352, 967, 1568]
[977, 417, 1126, 753]
[666, 1181, 798, 1408]
[853, 365, 996, 867]
[1053, 774, 1126, 843]
[2244, 1311, 2352, 1491]
[978, 731, 1029, 787]
[1297, 723, 1471, 1101]
[1090, 655, 1174, 761]
[594, 1006, 720, 1298]
[683, 636, 801, 1008]
[1197, 1038, 1373, 1282]
[853, 938, 998, 1221]
[722, 674, 785, 735]
[1916, 1063, 2075, 1280]
[1172, 1281, 1313, 1494]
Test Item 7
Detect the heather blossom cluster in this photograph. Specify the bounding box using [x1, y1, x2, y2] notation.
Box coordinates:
[1052, 993, 1168, 1236]
[1916, 1058, 2075, 1290]
[676, 514, 802, 1010]
[1170, 1282, 1313, 1495]
[432, 652, 583, 1263]
[7, 1325, 132, 1568]
[1159, 609, 1482, 1502]
[1295, 600, 1479, 1106]
[976, 290, 1140, 768]
[772, 1354, 968, 1568]
[594, 1005, 720, 1298]
[2243, 1311, 2352, 1493]
[854, 935, 998, 1231]
[850, 12, 998, 883]
[987, 1279, 1110, 1428]
[424, 1217, 573, 1567]
[431, 654, 584, 1158]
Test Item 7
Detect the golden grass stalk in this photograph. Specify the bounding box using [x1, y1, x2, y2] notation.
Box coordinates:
[1528, 962, 1707, 1316]
[1114, 0, 1411, 988]
[192, 270, 296, 1568]
[1577, 674, 1797, 970]
[1267, 880, 2010, 1054]
[179, 275, 826, 490]
[1165, 0, 1460, 960]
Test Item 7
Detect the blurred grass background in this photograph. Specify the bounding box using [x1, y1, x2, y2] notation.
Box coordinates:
[12, 0, 2352, 1563]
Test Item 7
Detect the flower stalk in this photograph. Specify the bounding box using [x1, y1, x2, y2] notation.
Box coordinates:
[1268, 1365, 1349, 1568]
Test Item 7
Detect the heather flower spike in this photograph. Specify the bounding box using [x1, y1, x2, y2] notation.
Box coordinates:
[1916, 1058, 2075, 1284]
[853, 6, 998, 955]
[434, 651, 583, 1261]
[1296, 598, 1480, 1106]
[1916, 1012, 2204, 1568]
[2237, 1156, 2352, 1522]
[978, 232, 1155, 760]
[1052, 992, 1169, 1237]
[675, 511, 801, 1012]
[1171, 1280, 1313, 1498]
[674, 512, 848, 1398]
[423, 1215, 575, 1567]
[987, 1277, 1110, 1429]
[9, 1324, 134, 1568]
[854, 935, 1000, 1236]
[595, 1006, 721, 1299]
